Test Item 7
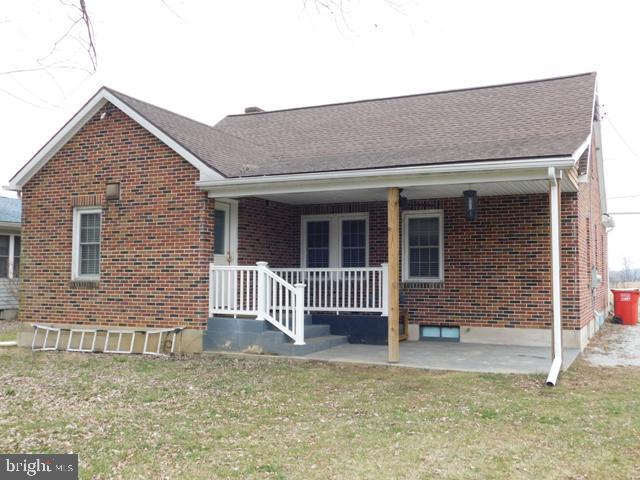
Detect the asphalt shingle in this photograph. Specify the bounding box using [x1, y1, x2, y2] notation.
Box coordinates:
[109, 73, 596, 178]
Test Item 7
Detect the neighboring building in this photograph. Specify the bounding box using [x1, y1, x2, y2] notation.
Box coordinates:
[0, 196, 21, 319]
[9, 73, 609, 373]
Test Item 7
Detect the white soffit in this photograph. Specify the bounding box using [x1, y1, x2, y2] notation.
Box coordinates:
[255, 177, 576, 205]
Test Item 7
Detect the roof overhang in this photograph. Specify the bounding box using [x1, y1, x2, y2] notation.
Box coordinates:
[0, 221, 21, 231]
[197, 156, 579, 201]
[7, 87, 222, 191]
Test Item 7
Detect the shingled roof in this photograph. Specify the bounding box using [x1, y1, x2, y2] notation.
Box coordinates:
[109, 73, 596, 179]
[212, 73, 596, 177]
[0, 197, 21, 224]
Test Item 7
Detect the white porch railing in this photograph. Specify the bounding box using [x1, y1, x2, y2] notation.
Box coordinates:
[209, 262, 389, 344]
[209, 262, 305, 345]
[272, 265, 388, 315]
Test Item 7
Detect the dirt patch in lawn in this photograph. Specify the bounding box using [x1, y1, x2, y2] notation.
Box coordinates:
[583, 322, 640, 367]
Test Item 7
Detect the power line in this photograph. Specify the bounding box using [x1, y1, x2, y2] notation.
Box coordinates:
[604, 116, 640, 162]
[608, 212, 640, 215]
[608, 193, 640, 200]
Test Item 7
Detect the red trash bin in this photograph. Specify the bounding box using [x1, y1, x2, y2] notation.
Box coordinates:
[611, 289, 640, 326]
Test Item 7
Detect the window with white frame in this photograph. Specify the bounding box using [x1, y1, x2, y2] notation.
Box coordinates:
[301, 214, 368, 268]
[12, 236, 20, 278]
[402, 210, 444, 282]
[341, 219, 366, 267]
[0, 236, 9, 278]
[0, 234, 20, 279]
[72, 208, 101, 280]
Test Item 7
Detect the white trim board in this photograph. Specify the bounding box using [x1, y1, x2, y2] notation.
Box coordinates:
[7, 87, 222, 191]
[200, 159, 580, 199]
[401, 209, 445, 283]
[71, 206, 102, 281]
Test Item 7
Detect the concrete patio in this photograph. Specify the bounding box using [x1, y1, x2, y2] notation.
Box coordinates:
[305, 341, 581, 374]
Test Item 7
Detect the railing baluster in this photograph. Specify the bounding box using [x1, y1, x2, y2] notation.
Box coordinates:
[212, 265, 385, 320]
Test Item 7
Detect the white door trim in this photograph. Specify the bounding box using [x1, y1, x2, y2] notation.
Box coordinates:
[214, 199, 238, 266]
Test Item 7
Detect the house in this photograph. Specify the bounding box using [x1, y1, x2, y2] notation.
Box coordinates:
[0, 196, 21, 320]
[9, 73, 609, 382]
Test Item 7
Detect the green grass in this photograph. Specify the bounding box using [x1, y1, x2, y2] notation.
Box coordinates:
[0, 321, 17, 342]
[1, 348, 639, 479]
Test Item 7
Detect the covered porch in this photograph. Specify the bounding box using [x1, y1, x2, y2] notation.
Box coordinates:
[201, 157, 580, 383]
[306, 341, 580, 375]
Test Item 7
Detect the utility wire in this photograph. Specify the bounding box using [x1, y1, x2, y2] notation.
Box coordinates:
[608, 193, 640, 200]
[604, 116, 640, 162]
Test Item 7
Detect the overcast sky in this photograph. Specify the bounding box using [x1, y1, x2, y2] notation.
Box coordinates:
[1, 0, 639, 270]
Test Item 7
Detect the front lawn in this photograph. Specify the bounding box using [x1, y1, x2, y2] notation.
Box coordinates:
[1, 346, 639, 479]
[0, 320, 18, 342]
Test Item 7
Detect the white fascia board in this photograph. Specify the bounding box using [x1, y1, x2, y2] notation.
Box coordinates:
[593, 120, 607, 213]
[8, 88, 221, 191]
[0, 222, 21, 231]
[198, 157, 576, 198]
[102, 91, 222, 179]
[8, 93, 109, 190]
[571, 135, 591, 163]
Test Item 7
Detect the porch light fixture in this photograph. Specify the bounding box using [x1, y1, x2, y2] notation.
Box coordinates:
[463, 190, 477, 221]
[105, 182, 120, 201]
[399, 189, 409, 209]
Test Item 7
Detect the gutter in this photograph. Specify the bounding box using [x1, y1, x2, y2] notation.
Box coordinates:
[546, 167, 563, 386]
[197, 156, 577, 197]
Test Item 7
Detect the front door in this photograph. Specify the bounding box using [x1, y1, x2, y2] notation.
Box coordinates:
[214, 201, 233, 266]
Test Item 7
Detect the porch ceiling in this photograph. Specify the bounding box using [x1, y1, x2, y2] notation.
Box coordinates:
[255, 177, 575, 205]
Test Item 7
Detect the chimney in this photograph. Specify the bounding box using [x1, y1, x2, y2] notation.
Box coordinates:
[244, 106, 264, 114]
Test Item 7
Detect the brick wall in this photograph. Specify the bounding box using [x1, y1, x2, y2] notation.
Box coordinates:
[20, 102, 605, 335]
[237, 198, 297, 267]
[295, 196, 581, 330]
[576, 135, 608, 328]
[20, 103, 214, 330]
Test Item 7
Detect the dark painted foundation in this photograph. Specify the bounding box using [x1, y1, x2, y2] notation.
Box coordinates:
[312, 314, 389, 345]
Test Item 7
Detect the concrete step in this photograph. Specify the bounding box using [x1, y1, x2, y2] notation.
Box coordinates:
[269, 334, 348, 356]
[205, 315, 345, 356]
[303, 324, 331, 339]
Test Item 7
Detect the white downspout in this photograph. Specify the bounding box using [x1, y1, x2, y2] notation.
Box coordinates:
[546, 167, 563, 386]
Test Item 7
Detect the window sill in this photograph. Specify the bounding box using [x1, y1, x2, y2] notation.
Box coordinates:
[401, 280, 444, 290]
[70, 279, 100, 289]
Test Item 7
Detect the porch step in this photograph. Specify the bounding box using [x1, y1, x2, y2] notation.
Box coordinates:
[271, 334, 348, 356]
[204, 316, 346, 356]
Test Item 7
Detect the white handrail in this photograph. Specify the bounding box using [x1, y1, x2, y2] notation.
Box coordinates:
[209, 262, 305, 345]
[272, 264, 388, 314]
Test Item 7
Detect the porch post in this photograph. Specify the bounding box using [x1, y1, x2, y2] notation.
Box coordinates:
[387, 187, 400, 363]
[256, 261, 269, 320]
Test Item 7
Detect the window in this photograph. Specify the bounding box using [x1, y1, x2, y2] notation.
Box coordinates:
[306, 221, 330, 268]
[0, 235, 20, 279]
[72, 208, 101, 280]
[0, 236, 9, 278]
[13, 236, 20, 278]
[420, 325, 459, 342]
[341, 219, 366, 267]
[214, 208, 226, 255]
[301, 214, 368, 268]
[402, 210, 444, 282]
